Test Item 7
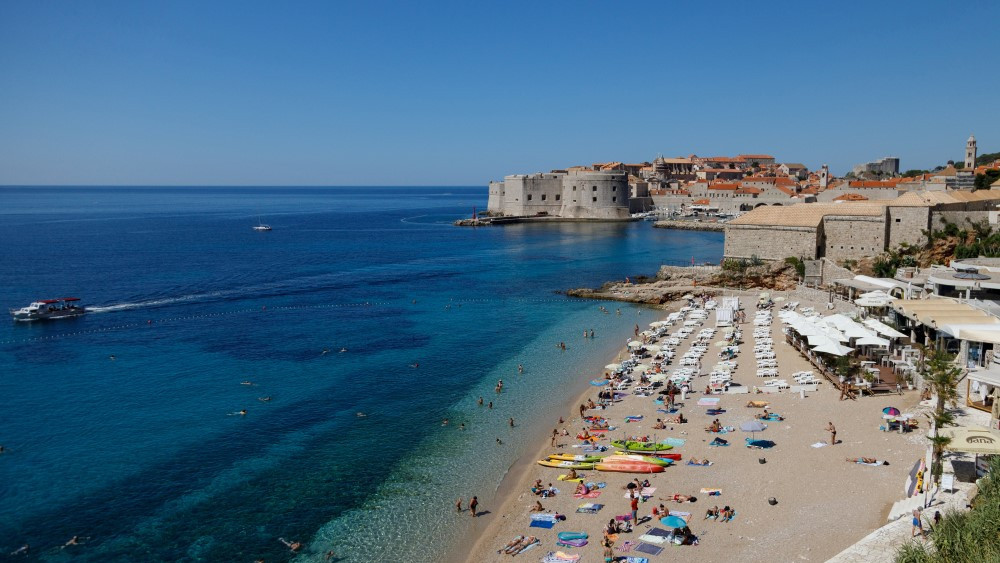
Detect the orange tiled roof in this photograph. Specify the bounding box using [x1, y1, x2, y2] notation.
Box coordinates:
[774, 185, 796, 196]
[708, 183, 740, 190]
[693, 198, 711, 205]
[834, 193, 869, 201]
[736, 187, 762, 195]
[738, 154, 775, 159]
[848, 180, 898, 188]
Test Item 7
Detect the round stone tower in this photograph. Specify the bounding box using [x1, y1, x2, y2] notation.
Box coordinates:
[559, 170, 630, 219]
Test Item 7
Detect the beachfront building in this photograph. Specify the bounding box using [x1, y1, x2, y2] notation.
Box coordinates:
[486, 170, 631, 220]
[724, 190, 1000, 262]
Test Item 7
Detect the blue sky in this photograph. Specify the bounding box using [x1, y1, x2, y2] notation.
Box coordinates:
[1, 0, 997, 185]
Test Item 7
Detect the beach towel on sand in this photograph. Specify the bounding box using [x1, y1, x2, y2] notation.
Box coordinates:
[687, 460, 713, 466]
[529, 519, 555, 529]
[558, 475, 584, 482]
[697, 398, 721, 406]
[626, 558, 650, 563]
[664, 437, 686, 447]
[615, 540, 635, 552]
[541, 552, 580, 563]
[622, 487, 655, 498]
[699, 488, 722, 495]
[575, 503, 603, 513]
[634, 543, 664, 556]
[811, 442, 828, 448]
[669, 511, 691, 519]
[574, 491, 601, 498]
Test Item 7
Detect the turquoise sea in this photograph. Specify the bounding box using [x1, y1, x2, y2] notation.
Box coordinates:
[0, 187, 723, 561]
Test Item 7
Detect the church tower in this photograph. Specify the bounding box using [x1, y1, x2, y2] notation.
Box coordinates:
[966, 134, 977, 169]
[819, 164, 829, 189]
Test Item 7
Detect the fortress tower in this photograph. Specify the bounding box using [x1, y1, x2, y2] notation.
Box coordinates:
[820, 164, 829, 189]
[966, 134, 977, 170]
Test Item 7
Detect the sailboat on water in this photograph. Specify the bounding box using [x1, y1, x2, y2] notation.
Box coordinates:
[252, 216, 272, 231]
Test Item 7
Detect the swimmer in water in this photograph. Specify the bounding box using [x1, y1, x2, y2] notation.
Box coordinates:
[442, 418, 449, 426]
[109, 355, 116, 361]
[477, 396, 484, 406]
[355, 412, 367, 418]
[459, 423, 465, 430]
[241, 381, 254, 386]
[410, 362, 419, 368]
[61, 536, 87, 549]
[278, 538, 302, 552]
[258, 397, 272, 402]
[340, 347, 348, 353]
[321, 348, 330, 355]
[496, 438, 503, 445]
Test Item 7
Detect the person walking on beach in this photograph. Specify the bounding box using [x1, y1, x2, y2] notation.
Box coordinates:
[551, 429, 558, 446]
[630, 494, 639, 525]
[826, 422, 837, 445]
[509, 417, 515, 427]
[469, 496, 479, 517]
[634, 324, 640, 337]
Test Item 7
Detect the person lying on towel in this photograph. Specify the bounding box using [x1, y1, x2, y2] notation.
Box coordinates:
[846, 457, 889, 465]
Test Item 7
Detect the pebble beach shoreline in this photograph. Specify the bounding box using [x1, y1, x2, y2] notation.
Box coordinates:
[459, 290, 924, 563]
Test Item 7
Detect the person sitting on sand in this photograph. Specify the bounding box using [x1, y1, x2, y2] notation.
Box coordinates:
[706, 420, 721, 433]
[605, 519, 621, 535]
[665, 413, 686, 424]
[531, 500, 544, 512]
[653, 418, 666, 430]
[705, 506, 719, 519]
[846, 457, 888, 465]
[719, 506, 734, 522]
[689, 458, 710, 466]
[575, 482, 590, 495]
[567, 468, 578, 480]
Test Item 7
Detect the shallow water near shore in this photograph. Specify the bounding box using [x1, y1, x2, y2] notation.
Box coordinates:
[0, 186, 722, 561]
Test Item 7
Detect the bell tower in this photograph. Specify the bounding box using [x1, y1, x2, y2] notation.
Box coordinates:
[819, 164, 829, 189]
[966, 134, 977, 170]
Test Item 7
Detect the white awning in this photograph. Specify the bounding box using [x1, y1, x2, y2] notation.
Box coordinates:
[863, 319, 907, 339]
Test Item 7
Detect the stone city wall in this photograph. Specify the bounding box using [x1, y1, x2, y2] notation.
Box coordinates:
[559, 171, 630, 220]
[886, 206, 931, 249]
[724, 224, 820, 261]
[822, 215, 887, 261]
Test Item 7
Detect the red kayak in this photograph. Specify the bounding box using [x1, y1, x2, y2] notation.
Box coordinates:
[616, 450, 681, 461]
[595, 461, 664, 473]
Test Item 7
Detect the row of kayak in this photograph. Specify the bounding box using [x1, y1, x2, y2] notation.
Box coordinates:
[538, 452, 674, 473]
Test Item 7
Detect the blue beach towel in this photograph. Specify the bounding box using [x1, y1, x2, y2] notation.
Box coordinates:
[663, 437, 686, 447]
[529, 519, 555, 529]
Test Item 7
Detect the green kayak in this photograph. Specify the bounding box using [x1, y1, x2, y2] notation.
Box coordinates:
[610, 439, 674, 452]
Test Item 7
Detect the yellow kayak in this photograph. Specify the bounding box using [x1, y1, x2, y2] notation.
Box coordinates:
[547, 453, 603, 463]
[537, 459, 597, 469]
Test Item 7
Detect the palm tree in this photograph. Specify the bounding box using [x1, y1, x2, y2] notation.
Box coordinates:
[920, 349, 962, 483]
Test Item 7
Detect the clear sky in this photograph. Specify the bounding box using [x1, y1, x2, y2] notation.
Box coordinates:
[1, 0, 997, 186]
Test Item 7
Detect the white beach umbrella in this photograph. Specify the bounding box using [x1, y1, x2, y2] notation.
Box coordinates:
[812, 341, 854, 356]
[605, 363, 622, 371]
[627, 341, 643, 348]
[855, 335, 890, 347]
[633, 364, 653, 373]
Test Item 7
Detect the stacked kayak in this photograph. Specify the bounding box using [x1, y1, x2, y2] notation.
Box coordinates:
[537, 459, 596, 469]
[610, 439, 674, 453]
[603, 454, 673, 467]
[619, 450, 682, 461]
[548, 453, 603, 463]
[595, 455, 665, 473]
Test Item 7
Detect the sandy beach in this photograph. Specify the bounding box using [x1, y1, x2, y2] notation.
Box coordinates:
[462, 291, 925, 563]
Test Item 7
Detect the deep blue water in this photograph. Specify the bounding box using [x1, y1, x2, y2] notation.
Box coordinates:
[0, 187, 723, 561]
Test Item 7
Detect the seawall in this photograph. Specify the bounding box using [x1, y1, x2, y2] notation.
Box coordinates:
[652, 219, 725, 231]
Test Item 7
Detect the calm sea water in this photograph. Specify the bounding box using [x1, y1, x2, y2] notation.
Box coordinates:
[0, 187, 723, 561]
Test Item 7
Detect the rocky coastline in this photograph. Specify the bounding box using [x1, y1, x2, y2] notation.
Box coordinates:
[563, 261, 799, 304]
[652, 219, 725, 231]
